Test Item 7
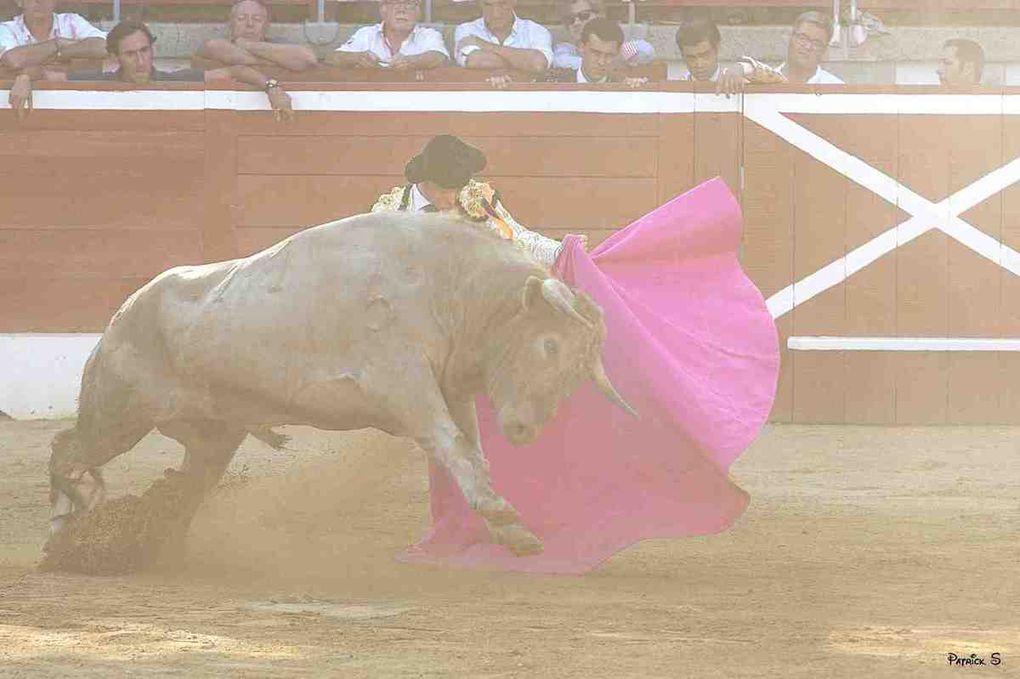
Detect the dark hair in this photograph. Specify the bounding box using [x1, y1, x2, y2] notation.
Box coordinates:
[405, 135, 487, 190]
[105, 20, 155, 56]
[675, 17, 720, 51]
[580, 17, 623, 47]
[945, 38, 985, 81]
[793, 10, 834, 43]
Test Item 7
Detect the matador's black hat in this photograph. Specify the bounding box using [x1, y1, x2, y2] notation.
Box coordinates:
[405, 135, 487, 190]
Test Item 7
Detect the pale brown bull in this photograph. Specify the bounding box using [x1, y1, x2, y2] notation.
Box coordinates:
[48, 212, 633, 556]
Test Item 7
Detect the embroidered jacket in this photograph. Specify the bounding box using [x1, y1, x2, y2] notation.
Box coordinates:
[371, 180, 562, 266]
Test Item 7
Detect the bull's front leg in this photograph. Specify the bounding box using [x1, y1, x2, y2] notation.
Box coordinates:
[420, 399, 543, 557]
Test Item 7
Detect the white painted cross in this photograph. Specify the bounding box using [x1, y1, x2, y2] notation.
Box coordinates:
[726, 93, 1020, 354]
[738, 94, 1020, 321]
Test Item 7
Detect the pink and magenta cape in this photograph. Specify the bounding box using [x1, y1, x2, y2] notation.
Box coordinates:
[402, 178, 780, 574]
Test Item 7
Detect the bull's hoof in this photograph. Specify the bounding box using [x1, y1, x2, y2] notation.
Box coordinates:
[490, 523, 544, 557]
[475, 496, 520, 526]
[248, 426, 290, 451]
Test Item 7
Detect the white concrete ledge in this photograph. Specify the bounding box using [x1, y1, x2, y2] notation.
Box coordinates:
[0, 334, 100, 420]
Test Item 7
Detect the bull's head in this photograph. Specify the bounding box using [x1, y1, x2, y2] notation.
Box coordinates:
[488, 276, 636, 445]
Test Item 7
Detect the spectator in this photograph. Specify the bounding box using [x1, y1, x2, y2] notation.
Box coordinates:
[7, 20, 294, 121]
[196, 0, 317, 72]
[938, 38, 984, 86]
[327, 0, 448, 70]
[454, 0, 553, 74]
[552, 0, 652, 71]
[675, 17, 721, 82]
[552, 18, 646, 87]
[0, 0, 106, 71]
[778, 10, 843, 84]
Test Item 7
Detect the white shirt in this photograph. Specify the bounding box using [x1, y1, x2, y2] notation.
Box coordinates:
[576, 67, 607, 84]
[0, 13, 106, 56]
[336, 23, 448, 63]
[408, 184, 434, 212]
[454, 16, 553, 69]
[681, 64, 722, 83]
[777, 62, 844, 84]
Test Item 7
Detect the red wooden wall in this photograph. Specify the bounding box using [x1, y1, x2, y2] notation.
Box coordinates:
[1, 83, 1017, 423]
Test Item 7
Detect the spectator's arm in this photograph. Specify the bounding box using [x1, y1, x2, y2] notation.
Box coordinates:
[478, 44, 548, 73]
[551, 42, 580, 70]
[462, 46, 509, 70]
[55, 37, 106, 60]
[1, 40, 59, 70]
[390, 50, 447, 70]
[390, 27, 448, 69]
[196, 38, 260, 66]
[235, 38, 318, 72]
[482, 25, 551, 73]
[8, 72, 32, 120]
[325, 49, 381, 68]
[206, 64, 293, 121]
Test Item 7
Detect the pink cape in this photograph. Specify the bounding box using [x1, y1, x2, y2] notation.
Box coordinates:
[401, 178, 780, 574]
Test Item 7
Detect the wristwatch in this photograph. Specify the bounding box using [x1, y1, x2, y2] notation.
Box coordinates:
[263, 78, 280, 92]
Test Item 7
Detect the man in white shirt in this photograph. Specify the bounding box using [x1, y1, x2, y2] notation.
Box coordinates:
[195, 0, 318, 72]
[675, 17, 722, 83]
[0, 0, 106, 71]
[328, 0, 448, 70]
[777, 10, 844, 84]
[454, 0, 553, 74]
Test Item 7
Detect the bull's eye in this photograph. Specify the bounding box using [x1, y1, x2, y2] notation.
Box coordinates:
[543, 337, 560, 359]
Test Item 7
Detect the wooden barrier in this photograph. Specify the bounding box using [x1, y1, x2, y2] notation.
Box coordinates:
[1, 81, 1018, 423]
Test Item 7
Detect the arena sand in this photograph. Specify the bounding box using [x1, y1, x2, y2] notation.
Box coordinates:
[1, 419, 1018, 677]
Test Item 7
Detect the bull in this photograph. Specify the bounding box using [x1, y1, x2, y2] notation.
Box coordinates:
[48, 212, 634, 556]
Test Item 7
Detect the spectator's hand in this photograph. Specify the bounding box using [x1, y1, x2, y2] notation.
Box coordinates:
[389, 54, 414, 70]
[268, 86, 294, 123]
[487, 73, 512, 89]
[715, 67, 749, 98]
[623, 76, 648, 89]
[9, 73, 32, 120]
[458, 36, 492, 52]
[353, 51, 382, 68]
[233, 36, 254, 51]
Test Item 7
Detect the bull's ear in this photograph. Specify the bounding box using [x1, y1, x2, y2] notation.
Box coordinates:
[522, 276, 545, 311]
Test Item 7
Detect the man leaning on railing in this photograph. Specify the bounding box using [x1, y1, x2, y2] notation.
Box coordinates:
[712, 10, 844, 97]
[9, 20, 294, 122]
[454, 0, 553, 85]
[326, 0, 448, 71]
[548, 18, 646, 89]
[195, 0, 318, 73]
[552, 0, 653, 72]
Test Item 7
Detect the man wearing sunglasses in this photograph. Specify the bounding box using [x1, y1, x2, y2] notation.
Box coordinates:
[552, 0, 652, 71]
[778, 10, 843, 84]
[329, 0, 448, 70]
[454, 0, 553, 74]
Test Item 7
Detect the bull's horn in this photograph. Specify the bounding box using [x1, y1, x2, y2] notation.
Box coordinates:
[541, 279, 592, 329]
[592, 357, 638, 419]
